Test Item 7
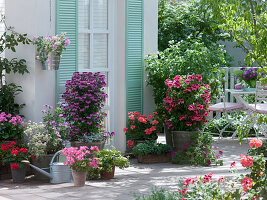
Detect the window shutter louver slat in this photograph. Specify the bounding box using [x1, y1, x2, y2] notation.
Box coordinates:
[126, 0, 144, 114]
[56, 0, 78, 103]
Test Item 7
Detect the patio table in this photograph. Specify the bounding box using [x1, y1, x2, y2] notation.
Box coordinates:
[225, 89, 256, 137]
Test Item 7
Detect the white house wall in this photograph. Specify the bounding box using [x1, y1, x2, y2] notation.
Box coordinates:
[5, 0, 56, 123]
[144, 0, 158, 115]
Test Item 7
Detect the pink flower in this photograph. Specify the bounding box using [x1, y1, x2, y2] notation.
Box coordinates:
[33, 35, 38, 40]
[171, 152, 176, 156]
[129, 114, 135, 120]
[182, 188, 187, 195]
[152, 120, 159, 125]
[188, 75, 195, 82]
[216, 155, 220, 159]
[174, 75, 181, 81]
[178, 99, 184, 104]
[179, 115, 186, 121]
[219, 150, 223, 155]
[130, 125, 136, 130]
[240, 156, 253, 167]
[186, 122, 192, 126]
[195, 74, 202, 82]
[64, 38, 70, 47]
[218, 177, 225, 183]
[184, 79, 190, 85]
[202, 172, 213, 183]
[241, 177, 253, 192]
[249, 139, 262, 148]
[230, 162, 235, 169]
[196, 104, 204, 110]
[174, 80, 182, 88]
[188, 104, 195, 111]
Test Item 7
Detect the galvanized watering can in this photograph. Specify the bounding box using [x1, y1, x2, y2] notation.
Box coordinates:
[22, 151, 72, 183]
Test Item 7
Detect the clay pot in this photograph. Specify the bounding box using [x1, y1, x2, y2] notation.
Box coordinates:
[100, 166, 115, 180]
[72, 169, 86, 187]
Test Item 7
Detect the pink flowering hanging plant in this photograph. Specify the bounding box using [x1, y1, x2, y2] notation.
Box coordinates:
[32, 32, 70, 64]
[163, 74, 211, 131]
[61, 72, 108, 142]
[61, 146, 100, 172]
[0, 112, 24, 142]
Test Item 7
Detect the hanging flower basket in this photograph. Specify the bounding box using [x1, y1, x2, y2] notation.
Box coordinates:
[41, 52, 60, 70]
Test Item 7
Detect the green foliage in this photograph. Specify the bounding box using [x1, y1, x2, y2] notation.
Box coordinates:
[145, 36, 231, 115]
[172, 132, 223, 166]
[132, 141, 173, 156]
[0, 83, 24, 115]
[246, 142, 267, 197]
[97, 148, 130, 173]
[135, 188, 177, 200]
[0, 16, 30, 115]
[158, 0, 229, 51]
[203, 0, 267, 85]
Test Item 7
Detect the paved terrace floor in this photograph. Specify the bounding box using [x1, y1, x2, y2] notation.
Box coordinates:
[0, 137, 255, 200]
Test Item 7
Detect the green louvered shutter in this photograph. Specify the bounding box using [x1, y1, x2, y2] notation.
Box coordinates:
[55, 0, 78, 103]
[125, 0, 144, 114]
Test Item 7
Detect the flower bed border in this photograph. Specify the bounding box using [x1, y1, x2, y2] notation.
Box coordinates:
[137, 153, 172, 164]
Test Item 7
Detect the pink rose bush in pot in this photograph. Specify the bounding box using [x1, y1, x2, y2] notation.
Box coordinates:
[163, 74, 211, 151]
[163, 74, 211, 131]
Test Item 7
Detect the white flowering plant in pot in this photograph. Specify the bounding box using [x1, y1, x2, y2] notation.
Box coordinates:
[32, 32, 70, 65]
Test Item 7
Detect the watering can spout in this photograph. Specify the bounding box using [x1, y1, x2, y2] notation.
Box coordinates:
[21, 160, 53, 179]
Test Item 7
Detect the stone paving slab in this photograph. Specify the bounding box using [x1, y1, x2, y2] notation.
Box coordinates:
[0, 138, 258, 200]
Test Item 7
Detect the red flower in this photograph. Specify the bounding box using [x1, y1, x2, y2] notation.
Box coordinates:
[10, 163, 19, 171]
[149, 126, 156, 132]
[241, 177, 253, 192]
[153, 112, 158, 115]
[32, 154, 36, 160]
[1, 144, 12, 151]
[19, 148, 29, 154]
[10, 150, 19, 156]
[123, 128, 128, 132]
[249, 139, 262, 148]
[188, 104, 195, 111]
[130, 125, 136, 130]
[145, 129, 152, 135]
[147, 115, 154, 119]
[240, 156, 253, 168]
[126, 140, 135, 148]
[10, 141, 17, 145]
[138, 117, 147, 124]
[152, 120, 159, 125]
[186, 122, 192, 126]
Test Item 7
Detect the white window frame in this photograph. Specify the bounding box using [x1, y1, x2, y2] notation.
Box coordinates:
[78, 0, 115, 143]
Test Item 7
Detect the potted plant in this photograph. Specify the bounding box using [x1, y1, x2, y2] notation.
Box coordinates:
[0, 141, 32, 183]
[124, 112, 160, 148]
[32, 32, 70, 70]
[234, 67, 262, 89]
[97, 149, 130, 180]
[61, 72, 111, 150]
[61, 146, 100, 187]
[132, 141, 172, 164]
[0, 112, 24, 143]
[163, 74, 211, 150]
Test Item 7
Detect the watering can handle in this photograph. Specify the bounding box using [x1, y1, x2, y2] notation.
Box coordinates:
[50, 150, 62, 166]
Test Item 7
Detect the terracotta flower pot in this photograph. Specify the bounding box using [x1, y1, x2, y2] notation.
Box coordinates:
[72, 169, 86, 187]
[100, 166, 115, 180]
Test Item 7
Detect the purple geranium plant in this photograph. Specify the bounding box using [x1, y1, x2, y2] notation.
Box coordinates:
[61, 72, 108, 142]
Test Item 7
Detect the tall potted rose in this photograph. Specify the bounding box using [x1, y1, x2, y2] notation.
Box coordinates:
[61, 72, 109, 149]
[163, 74, 211, 150]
